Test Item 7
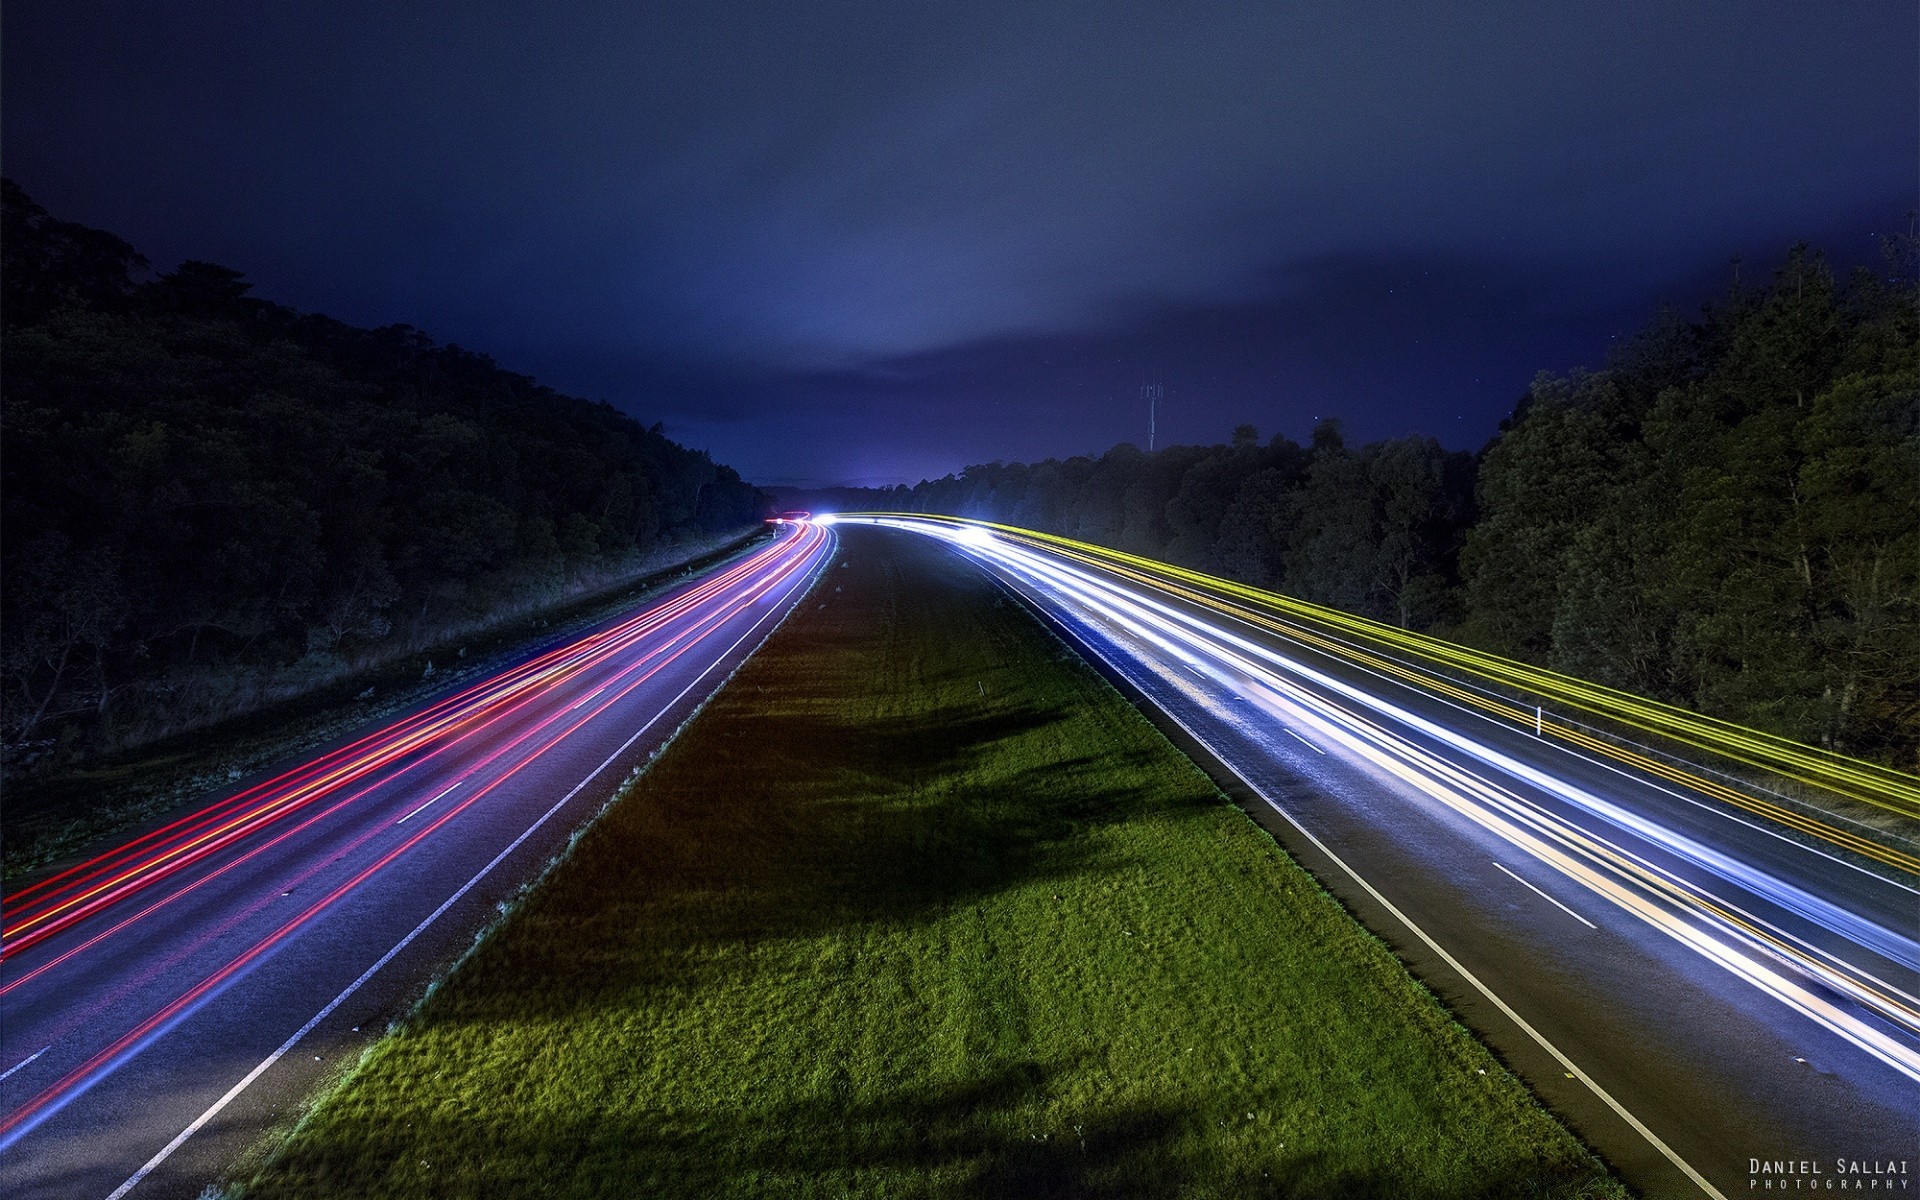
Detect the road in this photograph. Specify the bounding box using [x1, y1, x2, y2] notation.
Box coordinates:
[841, 515, 1918, 1199]
[0, 520, 832, 1199]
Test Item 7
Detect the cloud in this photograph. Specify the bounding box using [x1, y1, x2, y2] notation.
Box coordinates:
[5, 0, 1912, 482]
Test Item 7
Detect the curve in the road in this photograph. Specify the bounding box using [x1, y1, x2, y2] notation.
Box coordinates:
[838, 514, 1918, 1199]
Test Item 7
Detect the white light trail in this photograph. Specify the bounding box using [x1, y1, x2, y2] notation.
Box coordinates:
[848, 515, 1920, 1085]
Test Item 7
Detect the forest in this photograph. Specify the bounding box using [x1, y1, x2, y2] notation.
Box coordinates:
[861, 246, 1920, 767]
[1, 180, 762, 769]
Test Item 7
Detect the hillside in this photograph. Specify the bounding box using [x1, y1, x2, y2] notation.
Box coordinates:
[1, 180, 763, 768]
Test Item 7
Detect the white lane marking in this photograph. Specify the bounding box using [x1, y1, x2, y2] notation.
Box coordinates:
[1493, 861, 1598, 930]
[0, 1047, 49, 1084]
[968, 560, 1728, 1200]
[1191, 725, 1726, 1198]
[396, 782, 463, 825]
[567, 684, 609, 712]
[105, 534, 828, 1200]
[1284, 728, 1325, 754]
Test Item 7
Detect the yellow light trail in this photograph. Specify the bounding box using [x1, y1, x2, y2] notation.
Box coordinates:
[843, 513, 1920, 874]
[838, 514, 1920, 1086]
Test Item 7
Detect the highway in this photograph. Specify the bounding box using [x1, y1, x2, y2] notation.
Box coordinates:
[0, 520, 832, 1199]
[840, 515, 1918, 1199]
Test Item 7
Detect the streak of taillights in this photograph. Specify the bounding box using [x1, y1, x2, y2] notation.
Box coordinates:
[0, 541, 789, 999]
[2, 530, 816, 958]
[0, 522, 828, 1143]
[6, 540, 778, 926]
[9, 536, 789, 913]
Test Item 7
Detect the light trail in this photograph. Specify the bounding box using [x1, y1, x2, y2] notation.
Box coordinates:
[837, 515, 1920, 1090]
[846, 515, 1920, 854]
[928, 517, 1920, 817]
[3, 547, 767, 945]
[2, 529, 822, 960]
[0, 522, 831, 1151]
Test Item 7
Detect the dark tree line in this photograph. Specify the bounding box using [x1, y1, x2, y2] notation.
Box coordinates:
[862, 246, 1919, 766]
[2, 180, 762, 765]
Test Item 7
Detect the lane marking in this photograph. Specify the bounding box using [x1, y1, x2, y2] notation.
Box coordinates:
[1285, 728, 1325, 754]
[396, 782, 462, 825]
[1183, 716, 1726, 1198]
[567, 684, 609, 712]
[968, 557, 1728, 1200]
[103, 532, 829, 1200]
[0, 1048, 48, 1084]
[1493, 861, 1598, 930]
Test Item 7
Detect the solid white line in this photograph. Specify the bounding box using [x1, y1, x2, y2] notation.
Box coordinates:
[104, 538, 827, 1200]
[978, 565, 1727, 1200]
[1285, 728, 1325, 754]
[1198, 728, 1724, 1196]
[1492, 860, 1598, 929]
[396, 781, 462, 825]
[0, 1047, 49, 1084]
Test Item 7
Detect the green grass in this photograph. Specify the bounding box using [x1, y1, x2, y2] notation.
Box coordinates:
[239, 527, 1623, 1199]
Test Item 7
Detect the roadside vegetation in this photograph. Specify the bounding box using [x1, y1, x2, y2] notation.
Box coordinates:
[0, 528, 766, 884]
[2, 180, 763, 777]
[239, 527, 1622, 1199]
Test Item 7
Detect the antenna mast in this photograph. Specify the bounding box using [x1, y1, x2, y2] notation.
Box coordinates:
[1143, 380, 1163, 452]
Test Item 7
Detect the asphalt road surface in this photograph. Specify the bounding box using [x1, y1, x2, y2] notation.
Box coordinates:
[841, 516, 1917, 1200]
[0, 520, 832, 1199]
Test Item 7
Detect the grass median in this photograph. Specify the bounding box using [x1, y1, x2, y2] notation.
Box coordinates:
[238, 526, 1622, 1199]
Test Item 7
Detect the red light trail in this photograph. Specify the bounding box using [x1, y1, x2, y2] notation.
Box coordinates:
[0, 522, 830, 1148]
[3, 527, 822, 958]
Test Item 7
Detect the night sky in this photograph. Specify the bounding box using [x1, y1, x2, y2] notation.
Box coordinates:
[5, 2, 1912, 486]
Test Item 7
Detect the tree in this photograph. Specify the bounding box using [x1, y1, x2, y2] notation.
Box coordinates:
[0, 180, 765, 768]
[1458, 374, 1621, 657]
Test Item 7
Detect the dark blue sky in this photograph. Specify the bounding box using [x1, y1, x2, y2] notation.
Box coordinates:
[5, 2, 1912, 485]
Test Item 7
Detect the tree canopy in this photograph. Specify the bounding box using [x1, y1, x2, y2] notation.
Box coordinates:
[856, 245, 1918, 766]
[2, 180, 763, 765]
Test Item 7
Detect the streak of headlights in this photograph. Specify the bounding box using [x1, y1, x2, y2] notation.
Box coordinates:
[847, 515, 1920, 1086]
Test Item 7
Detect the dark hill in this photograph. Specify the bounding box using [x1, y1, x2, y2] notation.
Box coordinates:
[2, 179, 762, 766]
